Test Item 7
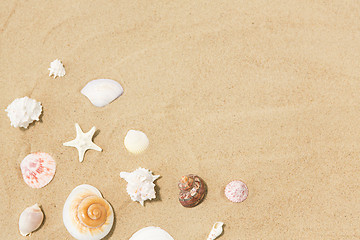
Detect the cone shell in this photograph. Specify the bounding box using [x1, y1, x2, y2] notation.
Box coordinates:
[63, 184, 114, 240]
[124, 130, 149, 154]
[207, 222, 224, 240]
[225, 180, 248, 203]
[20, 152, 56, 189]
[81, 79, 123, 107]
[178, 174, 207, 208]
[129, 226, 174, 240]
[19, 204, 44, 236]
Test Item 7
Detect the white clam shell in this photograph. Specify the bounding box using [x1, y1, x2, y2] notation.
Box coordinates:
[129, 226, 174, 240]
[19, 204, 44, 236]
[81, 79, 123, 107]
[124, 130, 149, 154]
[63, 184, 114, 240]
[207, 222, 224, 240]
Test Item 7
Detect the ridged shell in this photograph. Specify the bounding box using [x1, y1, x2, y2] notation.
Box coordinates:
[63, 184, 114, 240]
[20, 152, 56, 189]
[124, 130, 149, 154]
[81, 79, 123, 107]
[129, 227, 174, 240]
[178, 174, 207, 208]
[225, 180, 248, 203]
[19, 204, 44, 236]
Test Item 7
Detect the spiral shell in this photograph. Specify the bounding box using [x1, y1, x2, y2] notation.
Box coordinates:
[178, 174, 207, 208]
[207, 222, 224, 240]
[63, 184, 114, 240]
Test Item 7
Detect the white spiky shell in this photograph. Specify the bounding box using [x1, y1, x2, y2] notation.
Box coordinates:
[129, 227, 174, 240]
[48, 59, 66, 78]
[19, 204, 44, 236]
[124, 130, 149, 154]
[5, 96, 42, 128]
[63, 184, 114, 240]
[120, 168, 160, 206]
[81, 79, 123, 107]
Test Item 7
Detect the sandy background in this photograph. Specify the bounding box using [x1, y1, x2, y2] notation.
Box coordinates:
[1, 0, 360, 239]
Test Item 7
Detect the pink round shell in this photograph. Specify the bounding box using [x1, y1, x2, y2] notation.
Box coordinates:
[225, 180, 248, 203]
[20, 152, 56, 189]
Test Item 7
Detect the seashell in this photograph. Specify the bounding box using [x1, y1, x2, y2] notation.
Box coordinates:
[20, 152, 56, 189]
[178, 174, 207, 208]
[81, 79, 123, 107]
[19, 203, 44, 236]
[48, 59, 66, 78]
[124, 130, 149, 154]
[63, 184, 114, 240]
[5, 96, 42, 128]
[225, 180, 248, 203]
[207, 222, 224, 240]
[120, 168, 160, 206]
[129, 226, 174, 240]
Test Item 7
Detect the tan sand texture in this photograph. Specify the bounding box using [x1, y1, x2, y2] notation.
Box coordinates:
[1, 0, 360, 239]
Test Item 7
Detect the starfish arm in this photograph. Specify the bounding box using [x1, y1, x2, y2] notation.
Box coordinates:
[78, 148, 86, 162]
[87, 126, 96, 137]
[88, 142, 102, 152]
[75, 123, 83, 135]
[63, 139, 78, 147]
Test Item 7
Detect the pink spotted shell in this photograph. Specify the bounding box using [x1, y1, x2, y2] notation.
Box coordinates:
[20, 152, 56, 189]
[225, 180, 248, 203]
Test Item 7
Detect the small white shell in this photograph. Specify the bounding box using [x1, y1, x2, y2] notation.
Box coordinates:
[48, 59, 66, 78]
[19, 204, 44, 236]
[129, 226, 174, 240]
[124, 130, 149, 154]
[207, 222, 224, 240]
[63, 184, 114, 240]
[81, 79, 123, 107]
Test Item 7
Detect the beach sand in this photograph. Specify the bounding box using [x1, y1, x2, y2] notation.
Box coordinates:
[1, 1, 360, 239]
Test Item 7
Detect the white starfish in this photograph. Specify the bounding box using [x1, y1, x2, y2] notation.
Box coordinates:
[63, 123, 102, 162]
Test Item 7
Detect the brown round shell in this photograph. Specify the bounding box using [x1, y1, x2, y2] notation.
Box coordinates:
[178, 174, 207, 208]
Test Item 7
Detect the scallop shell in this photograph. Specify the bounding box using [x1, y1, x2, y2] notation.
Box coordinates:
[63, 184, 114, 240]
[178, 174, 207, 208]
[19, 204, 44, 236]
[20, 152, 56, 189]
[225, 180, 248, 203]
[129, 226, 174, 240]
[124, 130, 149, 154]
[207, 222, 224, 240]
[81, 79, 123, 107]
